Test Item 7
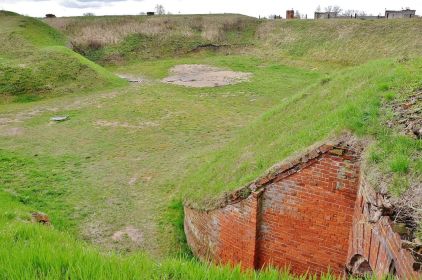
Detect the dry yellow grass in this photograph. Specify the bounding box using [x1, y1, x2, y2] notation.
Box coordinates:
[45, 14, 255, 48]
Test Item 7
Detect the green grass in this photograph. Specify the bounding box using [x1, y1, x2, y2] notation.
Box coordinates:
[255, 19, 422, 67]
[182, 58, 422, 208]
[1, 191, 346, 280]
[0, 54, 320, 257]
[0, 12, 126, 103]
[45, 14, 259, 64]
[50, 16, 422, 69]
[1, 11, 421, 279]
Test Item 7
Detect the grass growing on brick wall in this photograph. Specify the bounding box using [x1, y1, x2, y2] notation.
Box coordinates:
[0, 12, 126, 103]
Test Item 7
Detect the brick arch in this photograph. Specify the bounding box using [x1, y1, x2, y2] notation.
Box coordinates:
[347, 182, 419, 279]
[346, 254, 373, 277]
[185, 141, 362, 275]
[184, 140, 422, 278]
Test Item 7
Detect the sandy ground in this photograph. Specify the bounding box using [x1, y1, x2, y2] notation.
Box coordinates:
[162, 64, 252, 88]
[112, 226, 143, 245]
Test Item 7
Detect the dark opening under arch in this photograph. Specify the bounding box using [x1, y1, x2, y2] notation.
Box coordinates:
[346, 254, 373, 278]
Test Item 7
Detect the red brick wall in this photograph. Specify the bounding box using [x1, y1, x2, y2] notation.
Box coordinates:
[256, 151, 359, 275]
[347, 183, 421, 279]
[184, 143, 420, 278]
[185, 192, 261, 269]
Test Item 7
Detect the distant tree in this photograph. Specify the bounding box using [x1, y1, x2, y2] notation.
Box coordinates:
[342, 9, 356, 16]
[333, 6, 342, 14]
[155, 4, 165, 15]
[316, 5, 321, 12]
[83, 12, 95, 16]
[342, 9, 368, 17]
[324, 5, 342, 14]
[295, 10, 301, 19]
[139, 12, 146, 15]
[45, 14, 56, 18]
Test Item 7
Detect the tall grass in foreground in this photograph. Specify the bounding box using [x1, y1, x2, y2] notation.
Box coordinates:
[0, 192, 346, 279]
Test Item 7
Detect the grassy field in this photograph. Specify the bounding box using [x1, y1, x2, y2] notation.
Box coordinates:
[1, 11, 421, 279]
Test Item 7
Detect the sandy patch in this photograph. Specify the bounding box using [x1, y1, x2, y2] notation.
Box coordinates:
[112, 226, 143, 244]
[0, 127, 24, 137]
[162, 64, 252, 88]
[94, 120, 159, 129]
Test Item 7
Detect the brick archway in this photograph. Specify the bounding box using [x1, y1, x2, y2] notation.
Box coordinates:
[346, 254, 373, 277]
[347, 183, 419, 279]
[184, 140, 422, 278]
[185, 141, 361, 275]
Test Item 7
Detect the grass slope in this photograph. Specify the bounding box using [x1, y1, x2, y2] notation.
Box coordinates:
[256, 19, 422, 66]
[48, 15, 422, 68]
[0, 12, 421, 279]
[45, 14, 259, 64]
[0, 12, 126, 103]
[183, 58, 422, 208]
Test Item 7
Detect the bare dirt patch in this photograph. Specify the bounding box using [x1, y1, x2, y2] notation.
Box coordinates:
[162, 64, 252, 88]
[0, 127, 24, 137]
[112, 226, 143, 245]
[94, 120, 159, 129]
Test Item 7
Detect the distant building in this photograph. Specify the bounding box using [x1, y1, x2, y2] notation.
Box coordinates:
[45, 14, 56, 18]
[385, 9, 416, 19]
[286, 10, 295, 19]
[314, 11, 338, 19]
[146, 12, 155, 16]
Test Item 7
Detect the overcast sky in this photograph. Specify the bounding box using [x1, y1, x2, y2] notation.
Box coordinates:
[1, 0, 421, 18]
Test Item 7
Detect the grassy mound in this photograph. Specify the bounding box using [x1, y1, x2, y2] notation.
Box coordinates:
[45, 14, 258, 64]
[256, 19, 422, 66]
[0, 12, 126, 103]
[48, 16, 422, 68]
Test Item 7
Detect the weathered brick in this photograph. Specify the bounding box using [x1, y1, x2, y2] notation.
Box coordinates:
[184, 144, 421, 279]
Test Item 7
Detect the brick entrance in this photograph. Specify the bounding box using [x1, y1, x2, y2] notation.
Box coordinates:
[184, 140, 421, 278]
